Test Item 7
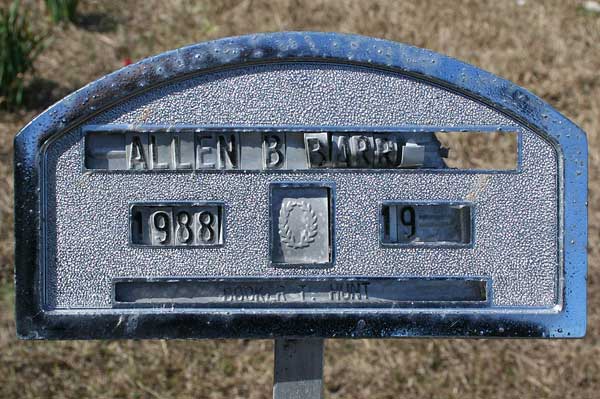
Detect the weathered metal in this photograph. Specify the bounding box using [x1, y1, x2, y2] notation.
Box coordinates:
[14, 32, 587, 340]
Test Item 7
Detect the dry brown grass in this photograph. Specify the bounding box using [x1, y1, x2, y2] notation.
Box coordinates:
[0, 0, 599, 398]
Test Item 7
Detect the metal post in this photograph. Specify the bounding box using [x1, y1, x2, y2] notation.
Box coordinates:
[273, 338, 324, 399]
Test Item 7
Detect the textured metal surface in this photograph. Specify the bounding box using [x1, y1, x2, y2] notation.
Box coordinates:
[14, 32, 588, 339]
[43, 63, 556, 309]
[96, 63, 510, 126]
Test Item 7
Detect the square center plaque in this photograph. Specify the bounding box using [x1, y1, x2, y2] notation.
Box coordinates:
[270, 183, 333, 266]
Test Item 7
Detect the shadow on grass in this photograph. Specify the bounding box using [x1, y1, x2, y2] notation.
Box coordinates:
[75, 12, 119, 33]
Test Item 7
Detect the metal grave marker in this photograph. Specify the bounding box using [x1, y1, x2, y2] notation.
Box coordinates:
[14, 32, 587, 398]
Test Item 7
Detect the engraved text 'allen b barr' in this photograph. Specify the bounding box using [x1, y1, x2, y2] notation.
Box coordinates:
[83, 127, 453, 171]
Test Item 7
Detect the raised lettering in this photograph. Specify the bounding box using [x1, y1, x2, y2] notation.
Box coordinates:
[217, 133, 238, 169]
[197, 133, 216, 169]
[173, 132, 194, 169]
[263, 134, 285, 169]
[149, 133, 171, 169]
[374, 136, 398, 167]
[349, 135, 374, 167]
[150, 211, 171, 245]
[304, 133, 329, 167]
[127, 134, 148, 170]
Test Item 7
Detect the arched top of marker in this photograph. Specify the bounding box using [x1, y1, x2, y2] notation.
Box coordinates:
[16, 31, 586, 156]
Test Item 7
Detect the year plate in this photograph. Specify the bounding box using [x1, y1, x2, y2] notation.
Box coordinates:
[14, 32, 587, 339]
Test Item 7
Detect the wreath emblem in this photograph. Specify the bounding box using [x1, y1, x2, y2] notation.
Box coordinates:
[278, 200, 319, 249]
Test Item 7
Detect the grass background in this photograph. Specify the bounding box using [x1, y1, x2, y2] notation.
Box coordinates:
[0, 0, 599, 398]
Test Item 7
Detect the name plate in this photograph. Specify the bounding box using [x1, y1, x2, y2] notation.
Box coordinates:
[84, 127, 441, 171]
[84, 126, 518, 172]
[113, 278, 489, 308]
